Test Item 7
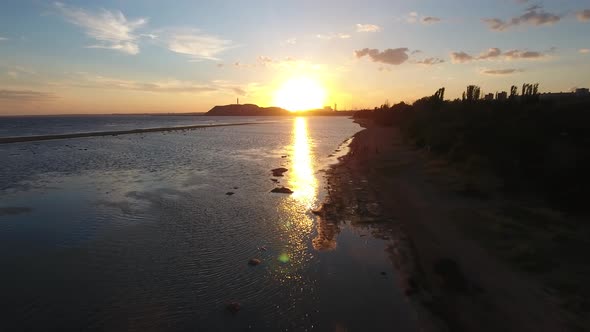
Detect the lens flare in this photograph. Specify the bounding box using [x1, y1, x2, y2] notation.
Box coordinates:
[278, 253, 290, 263]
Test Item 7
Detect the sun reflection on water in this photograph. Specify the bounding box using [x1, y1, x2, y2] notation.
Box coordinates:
[289, 117, 318, 208]
[274, 117, 318, 281]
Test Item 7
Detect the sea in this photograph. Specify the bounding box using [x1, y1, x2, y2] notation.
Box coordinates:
[0, 115, 418, 331]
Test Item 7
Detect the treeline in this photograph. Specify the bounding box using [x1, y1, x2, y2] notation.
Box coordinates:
[354, 85, 590, 210]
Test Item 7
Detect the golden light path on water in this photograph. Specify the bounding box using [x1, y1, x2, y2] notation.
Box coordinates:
[290, 117, 318, 209]
[275, 117, 318, 281]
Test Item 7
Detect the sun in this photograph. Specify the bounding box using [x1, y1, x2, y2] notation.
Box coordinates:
[274, 77, 327, 111]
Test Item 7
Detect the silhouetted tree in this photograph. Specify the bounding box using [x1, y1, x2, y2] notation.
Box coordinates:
[464, 85, 481, 102]
[433, 87, 445, 102]
[521, 83, 540, 103]
[510, 85, 518, 100]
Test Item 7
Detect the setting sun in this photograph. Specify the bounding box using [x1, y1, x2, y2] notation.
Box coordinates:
[274, 77, 327, 111]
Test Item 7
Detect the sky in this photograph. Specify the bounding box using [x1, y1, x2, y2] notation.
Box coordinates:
[0, 0, 589, 115]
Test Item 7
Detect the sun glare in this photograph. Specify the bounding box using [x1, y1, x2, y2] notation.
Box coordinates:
[274, 77, 327, 111]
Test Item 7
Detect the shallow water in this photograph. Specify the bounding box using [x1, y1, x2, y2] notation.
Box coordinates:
[0, 116, 418, 331]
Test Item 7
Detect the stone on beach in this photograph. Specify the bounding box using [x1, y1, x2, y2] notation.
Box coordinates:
[270, 187, 294, 194]
[226, 192, 235, 196]
[271, 167, 288, 177]
[248, 258, 262, 266]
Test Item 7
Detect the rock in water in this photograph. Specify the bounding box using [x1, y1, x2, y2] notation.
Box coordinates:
[248, 258, 261, 266]
[226, 301, 241, 313]
[271, 167, 288, 177]
[270, 187, 294, 194]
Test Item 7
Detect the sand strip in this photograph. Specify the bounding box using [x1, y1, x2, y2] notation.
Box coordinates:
[0, 122, 270, 144]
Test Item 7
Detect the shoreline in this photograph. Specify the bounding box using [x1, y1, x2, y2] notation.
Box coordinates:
[0, 121, 271, 144]
[319, 119, 574, 331]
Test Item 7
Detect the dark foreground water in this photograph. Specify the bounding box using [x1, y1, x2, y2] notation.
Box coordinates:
[0, 116, 418, 331]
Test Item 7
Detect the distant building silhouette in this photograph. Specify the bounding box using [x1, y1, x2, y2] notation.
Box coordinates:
[484, 93, 494, 101]
[540, 88, 589, 101]
[497, 91, 508, 101]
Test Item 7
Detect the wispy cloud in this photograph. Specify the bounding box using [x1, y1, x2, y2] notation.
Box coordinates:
[355, 48, 409, 65]
[316, 33, 351, 40]
[580, 48, 590, 54]
[217, 56, 324, 74]
[481, 68, 524, 75]
[162, 29, 234, 61]
[450, 52, 474, 63]
[483, 5, 560, 31]
[477, 48, 502, 59]
[56, 73, 248, 96]
[406, 12, 419, 23]
[405, 12, 442, 25]
[450, 48, 547, 63]
[503, 49, 544, 60]
[416, 57, 445, 65]
[577, 10, 590, 22]
[0, 89, 55, 101]
[421, 16, 442, 24]
[4, 65, 37, 79]
[356, 24, 381, 32]
[54, 2, 147, 55]
[283, 38, 297, 45]
[0, 36, 7, 41]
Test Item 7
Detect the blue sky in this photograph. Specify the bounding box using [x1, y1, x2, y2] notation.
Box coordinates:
[0, 0, 589, 114]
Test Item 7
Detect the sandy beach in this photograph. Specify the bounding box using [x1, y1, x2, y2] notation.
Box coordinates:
[319, 119, 580, 331]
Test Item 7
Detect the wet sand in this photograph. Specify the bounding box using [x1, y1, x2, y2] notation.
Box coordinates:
[320, 119, 572, 331]
[0, 121, 270, 144]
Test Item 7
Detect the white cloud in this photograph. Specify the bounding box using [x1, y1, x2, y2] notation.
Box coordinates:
[316, 33, 351, 40]
[355, 48, 409, 65]
[55, 2, 147, 55]
[356, 24, 381, 32]
[0, 36, 7, 41]
[577, 10, 590, 22]
[483, 5, 560, 31]
[284, 38, 297, 45]
[406, 12, 418, 23]
[579, 48, 590, 54]
[164, 29, 234, 61]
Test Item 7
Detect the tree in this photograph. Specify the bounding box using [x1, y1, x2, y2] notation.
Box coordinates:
[521, 83, 540, 103]
[464, 85, 481, 102]
[510, 85, 518, 99]
[433, 87, 445, 102]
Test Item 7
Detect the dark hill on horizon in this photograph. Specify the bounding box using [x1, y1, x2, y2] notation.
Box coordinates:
[205, 104, 355, 116]
[205, 104, 290, 116]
